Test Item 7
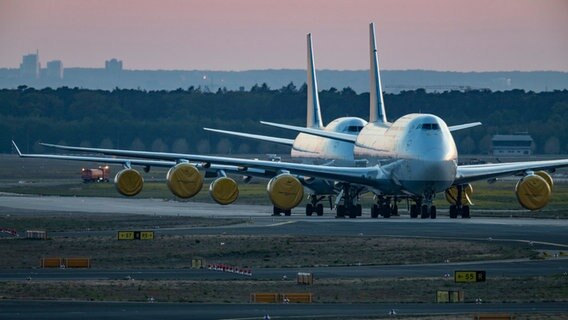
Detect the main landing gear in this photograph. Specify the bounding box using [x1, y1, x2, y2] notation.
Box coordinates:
[335, 184, 363, 219]
[272, 207, 292, 216]
[449, 185, 470, 219]
[305, 195, 326, 216]
[371, 196, 398, 218]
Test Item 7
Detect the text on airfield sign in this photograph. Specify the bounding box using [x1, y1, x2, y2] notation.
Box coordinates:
[117, 231, 154, 240]
[454, 270, 486, 283]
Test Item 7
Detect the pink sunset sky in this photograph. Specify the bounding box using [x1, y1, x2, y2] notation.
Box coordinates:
[0, 0, 567, 71]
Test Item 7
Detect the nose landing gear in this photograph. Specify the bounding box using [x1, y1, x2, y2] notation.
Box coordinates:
[410, 192, 437, 219]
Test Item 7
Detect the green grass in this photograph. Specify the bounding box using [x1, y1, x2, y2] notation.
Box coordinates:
[0, 275, 566, 304]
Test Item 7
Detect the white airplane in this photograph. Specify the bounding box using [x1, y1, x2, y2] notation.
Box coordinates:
[12, 23, 568, 219]
[205, 33, 367, 216]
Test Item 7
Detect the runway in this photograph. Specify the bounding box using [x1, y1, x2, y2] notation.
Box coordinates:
[2, 193, 567, 251]
[1, 300, 567, 320]
[1, 194, 567, 318]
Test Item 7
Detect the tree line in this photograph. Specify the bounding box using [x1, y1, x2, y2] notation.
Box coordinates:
[1, 84, 567, 155]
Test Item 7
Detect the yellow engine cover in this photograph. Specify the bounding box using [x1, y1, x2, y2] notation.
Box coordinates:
[535, 171, 553, 190]
[515, 175, 551, 211]
[114, 168, 144, 197]
[209, 177, 239, 205]
[444, 184, 473, 205]
[266, 174, 304, 210]
[166, 163, 203, 199]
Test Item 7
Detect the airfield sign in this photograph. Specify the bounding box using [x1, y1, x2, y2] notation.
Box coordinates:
[454, 270, 486, 283]
[117, 231, 154, 240]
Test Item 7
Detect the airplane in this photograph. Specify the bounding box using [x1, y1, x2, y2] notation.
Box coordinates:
[12, 23, 568, 219]
[205, 33, 368, 217]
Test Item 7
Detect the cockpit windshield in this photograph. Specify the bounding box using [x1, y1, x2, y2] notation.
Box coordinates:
[346, 125, 364, 133]
[419, 123, 440, 130]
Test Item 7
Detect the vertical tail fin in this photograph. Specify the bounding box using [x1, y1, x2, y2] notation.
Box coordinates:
[369, 23, 387, 123]
[307, 33, 323, 129]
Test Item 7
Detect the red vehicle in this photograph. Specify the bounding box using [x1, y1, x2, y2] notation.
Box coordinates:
[81, 165, 110, 182]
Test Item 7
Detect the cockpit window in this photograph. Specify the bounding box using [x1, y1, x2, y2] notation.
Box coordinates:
[346, 125, 364, 133]
[418, 123, 440, 130]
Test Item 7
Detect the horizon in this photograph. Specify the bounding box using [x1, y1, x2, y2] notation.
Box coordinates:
[1, 0, 567, 72]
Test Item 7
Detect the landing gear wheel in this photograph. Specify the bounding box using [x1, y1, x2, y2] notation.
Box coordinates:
[410, 204, 418, 218]
[284, 209, 292, 216]
[316, 204, 324, 216]
[336, 205, 346, 218]
[355, 204, 362, 217]
[430, 206, 437, 219]
[272, 206, 281, 216]
[306, 204, 313, 216]
[371, 205, 379, 218]
[449, 205, 458, 219]
[382, 205, 391, 218]
[420, 205, 430, 219]
[462, 206, 470, 219]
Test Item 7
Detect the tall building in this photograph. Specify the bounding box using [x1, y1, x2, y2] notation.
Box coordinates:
[105, 58, 123, 73]
[46, 60, 64, 80]
[20, 51, 40, 79]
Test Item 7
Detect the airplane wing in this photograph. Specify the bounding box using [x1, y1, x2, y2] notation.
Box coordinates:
[260, 121, 357, 143]
[35, 142, 384, 186]
[203, 127, 295, 146]
[12, 140, 266, 177]
[448, 122, 482, 132]
[455, 159, 568, 184]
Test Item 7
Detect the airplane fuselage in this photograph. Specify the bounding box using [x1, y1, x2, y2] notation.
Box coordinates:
[291, 117, 367, 165]
[354, 114, 458, 197]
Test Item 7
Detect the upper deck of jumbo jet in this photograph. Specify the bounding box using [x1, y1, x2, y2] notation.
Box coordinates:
[353, 113, 457, 161]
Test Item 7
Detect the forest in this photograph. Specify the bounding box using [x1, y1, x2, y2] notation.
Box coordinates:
[1, 84, 567, 155]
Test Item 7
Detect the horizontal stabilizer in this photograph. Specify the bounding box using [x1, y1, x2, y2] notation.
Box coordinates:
[204, 128, 295, 146]
[449, 122, 482, 132]
[260, 121, 357, 143]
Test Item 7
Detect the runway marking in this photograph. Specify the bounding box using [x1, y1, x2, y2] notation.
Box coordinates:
[266, 220, 298, 227]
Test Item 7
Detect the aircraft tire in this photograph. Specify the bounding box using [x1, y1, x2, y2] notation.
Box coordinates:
[462, 206, 470, 219]
[371, 205, 379, 218]
[336, 205, 346, 218]
[284, 209, 292, 216]
[272, 206, 281, 216]
[410, 205, 418, 218]
[356, 204, 362, 216]
[316, 204, 324, 216]
[382, 205, 391, 218]
[306, 204, 313, 216]
[430, 206, 437, 219]
[420, 205, 429, 219]
[449, 205, 457, 219]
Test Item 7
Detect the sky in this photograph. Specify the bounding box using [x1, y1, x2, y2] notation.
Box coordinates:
[0, 0, 567, 72]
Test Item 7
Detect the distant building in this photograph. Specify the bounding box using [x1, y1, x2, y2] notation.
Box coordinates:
[105, 58, 123, 73]
[492, 134, 533, 156]
[46, 60, 64, 80]
[20, 51, 40, 79]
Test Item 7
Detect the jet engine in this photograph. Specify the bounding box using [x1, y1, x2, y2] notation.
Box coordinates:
[515, 172, 552, 211]
[114, 168, 144, 196]
[445, 184, 473, 205]
[535, 170, 553, 190]
[266, 174, 304, 210]
[209, 177, 239, 205]
[166, 163, 203, 199]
